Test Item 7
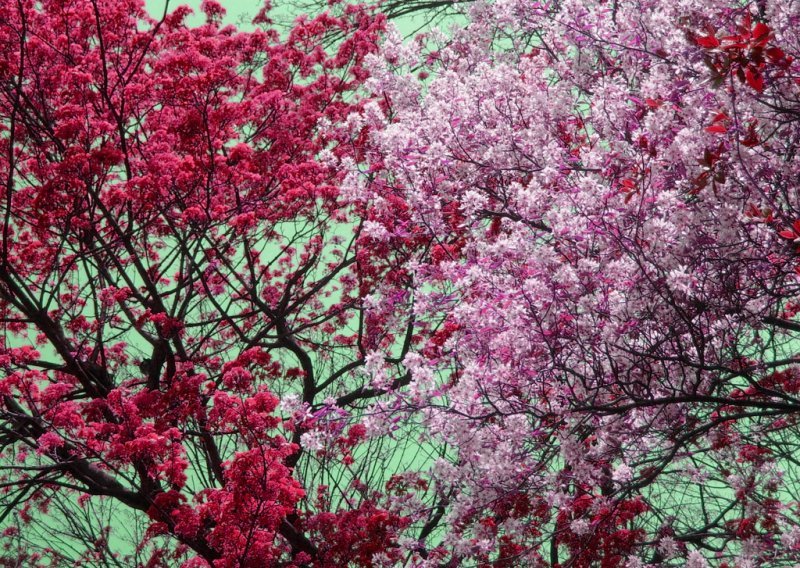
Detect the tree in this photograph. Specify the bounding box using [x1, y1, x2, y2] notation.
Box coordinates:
[3, 0, 800, 566]
[0, 0, 427, 565]
[346, 0, 800, 565]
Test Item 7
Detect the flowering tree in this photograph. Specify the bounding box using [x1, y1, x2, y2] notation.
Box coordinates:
[0, 0, 431, 565]
[343, 0, 800, 565]
[3, 0, 800, 566]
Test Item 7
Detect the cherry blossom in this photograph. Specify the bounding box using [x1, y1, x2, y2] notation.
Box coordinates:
[350, 0, 800, 564]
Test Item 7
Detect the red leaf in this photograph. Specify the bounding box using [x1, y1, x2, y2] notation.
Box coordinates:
[696, 35, 720, 49]
[721, 35, 749, 49]
[752, 22, 771, 45]
[739, 12, 752, 35]
[779, 230, 798, 240]
[745, 66, 764, 92]
[741, 120, 760, 147]
[793, 219, 800, 233]
[705, 124, 728, 134]
[741, 134, 759, 147]
[766, 46, 785, 62]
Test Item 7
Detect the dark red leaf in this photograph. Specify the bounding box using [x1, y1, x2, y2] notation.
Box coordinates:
[745, 66, 764, 92]
[752, 22, 771, 45]
[696, 35, 720, 49]
[766, 46, 785, 62]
